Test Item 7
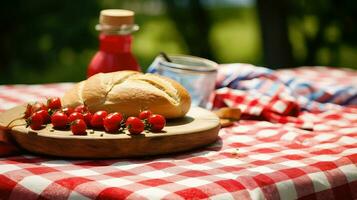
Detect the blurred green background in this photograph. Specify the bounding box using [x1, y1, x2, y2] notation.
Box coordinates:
[0, 0, 356, 84]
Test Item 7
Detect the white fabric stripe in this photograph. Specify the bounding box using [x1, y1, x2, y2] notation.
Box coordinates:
[248, 187, 265, 200]
[276, 180, 298, 200]
[339, 164, 357, 182]
[307, 172, 331, 192]
[17, 175, 52, 195]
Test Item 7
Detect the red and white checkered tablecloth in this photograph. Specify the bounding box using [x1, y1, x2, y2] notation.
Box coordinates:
[1, 67, 357, 200]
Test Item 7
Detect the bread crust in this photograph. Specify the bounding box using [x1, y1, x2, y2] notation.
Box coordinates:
[62, 71, 191, 118]
[62, 81, 84, 107]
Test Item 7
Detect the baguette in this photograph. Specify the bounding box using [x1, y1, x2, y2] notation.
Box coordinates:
[62, 71, 191, 118]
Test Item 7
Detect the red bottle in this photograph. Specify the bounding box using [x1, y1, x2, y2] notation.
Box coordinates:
[87, 9, 140, 77]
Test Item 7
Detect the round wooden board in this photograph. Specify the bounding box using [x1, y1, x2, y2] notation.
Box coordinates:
[0, 105, 220, 158]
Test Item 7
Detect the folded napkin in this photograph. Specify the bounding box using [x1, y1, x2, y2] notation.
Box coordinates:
[211, 87, 314, 129]
[211, 64, 357, 129]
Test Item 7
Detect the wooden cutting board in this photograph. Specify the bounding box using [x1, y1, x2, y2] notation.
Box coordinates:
[0, 105, 220, 158]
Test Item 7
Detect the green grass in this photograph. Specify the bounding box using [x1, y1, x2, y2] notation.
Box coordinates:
[209, 7, 262, 65]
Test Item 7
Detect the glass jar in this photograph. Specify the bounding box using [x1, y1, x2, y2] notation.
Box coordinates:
[148, 54, 218, 108]
[87, 9, 140, 77]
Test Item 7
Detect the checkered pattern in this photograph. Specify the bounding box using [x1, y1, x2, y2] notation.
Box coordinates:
[211, 87, 313, 130]
[211, 64, 357, 130]
[1, 67, 357, 200]
[215, 64, 357, 110]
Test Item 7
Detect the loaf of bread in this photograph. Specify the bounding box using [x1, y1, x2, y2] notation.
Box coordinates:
[62, 71, 191, 118]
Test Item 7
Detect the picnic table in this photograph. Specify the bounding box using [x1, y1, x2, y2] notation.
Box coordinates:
[0, 65, 356, 200]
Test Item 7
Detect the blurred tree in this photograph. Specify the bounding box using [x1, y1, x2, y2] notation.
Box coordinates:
[0, 0, 100, 84]
[163, 0, 215, 60]
[256, 0, 293, 68]
[289, 0, 357, 66]
[256, 0, 357, 68]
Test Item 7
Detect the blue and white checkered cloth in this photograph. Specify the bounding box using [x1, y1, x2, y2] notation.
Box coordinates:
[215, 64, 357, 112]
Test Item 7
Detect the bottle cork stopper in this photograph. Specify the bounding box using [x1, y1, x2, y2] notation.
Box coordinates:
[99, 9, 134, 27]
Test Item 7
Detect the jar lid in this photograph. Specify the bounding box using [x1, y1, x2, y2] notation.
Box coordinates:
[97, 9, 139, 34]
[100, 9, 134, 27]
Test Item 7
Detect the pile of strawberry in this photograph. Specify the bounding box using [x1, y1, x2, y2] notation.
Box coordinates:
[25, 97, 166, 135]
